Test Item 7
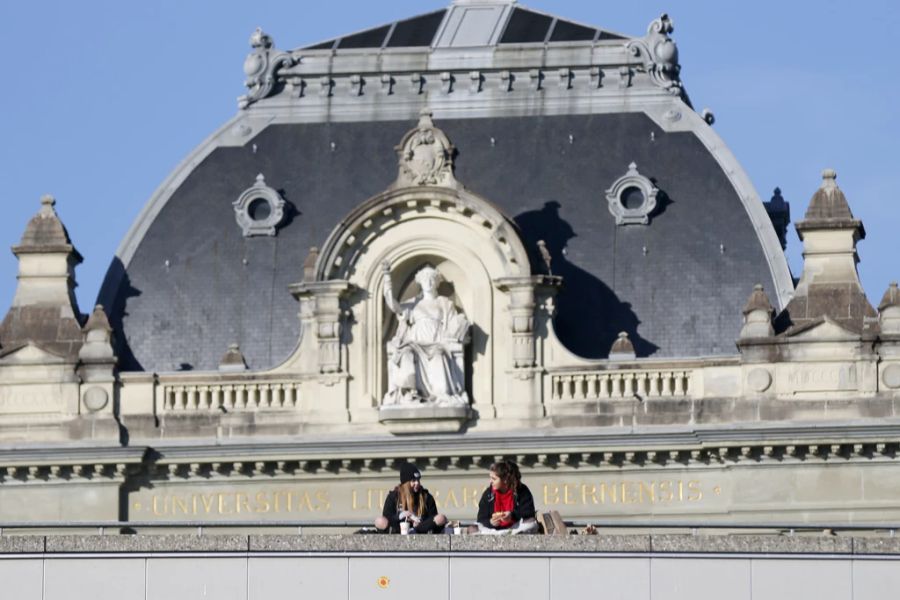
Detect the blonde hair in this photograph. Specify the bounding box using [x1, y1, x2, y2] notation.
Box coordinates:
[395, 481, 426, 517]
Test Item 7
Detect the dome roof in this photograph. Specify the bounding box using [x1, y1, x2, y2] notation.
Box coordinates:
[99, 2, 791, 372]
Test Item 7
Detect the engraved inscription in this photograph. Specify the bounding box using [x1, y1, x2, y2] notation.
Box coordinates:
[787, 365, 857, 393]
[0, 388, 65, 414]
[130, 476, 724, 522]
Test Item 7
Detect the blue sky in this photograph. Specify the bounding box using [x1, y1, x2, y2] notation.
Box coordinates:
[1, 0, 898, 317]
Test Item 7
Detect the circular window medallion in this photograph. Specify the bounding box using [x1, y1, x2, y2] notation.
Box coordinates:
[605, 162, 659, 225]
[233, 173, 286, 236]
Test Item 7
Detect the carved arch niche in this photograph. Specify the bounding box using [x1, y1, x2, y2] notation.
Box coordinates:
[313, 111, 542, 427]
[317, 185, 530, 424]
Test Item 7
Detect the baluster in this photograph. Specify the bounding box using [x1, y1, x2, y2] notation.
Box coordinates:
[636, 372, 648, 397]
[574, 375, 586, 400]
[561, 376, 574, 401]
[587, 375, 599, 399]
[650, 373, 661, 396]
[175, 386, 186, 410]
[596, 374, 608, 398]
[271, 384, 282, 408]
[674, 372, 685, 395]
[662, 373, 673, 396]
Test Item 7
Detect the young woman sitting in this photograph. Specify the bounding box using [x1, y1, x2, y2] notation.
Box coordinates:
[475, 460, 538, 534]
[374, 463, 447, 534]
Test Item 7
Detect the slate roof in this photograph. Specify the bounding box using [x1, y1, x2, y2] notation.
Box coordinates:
[101, 113, 778, 371]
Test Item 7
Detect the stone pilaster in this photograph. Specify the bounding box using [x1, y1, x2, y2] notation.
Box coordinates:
[289, 279, 353, 424]
[495, 275, 561, 420]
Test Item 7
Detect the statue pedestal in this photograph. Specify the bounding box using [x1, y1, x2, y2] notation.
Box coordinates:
[378, 405, 470, 434]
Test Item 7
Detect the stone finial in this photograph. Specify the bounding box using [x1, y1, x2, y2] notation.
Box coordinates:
[249, 27, 273, 49]
[218, 343, 248, 372]
[742, 284, 773, 316]
[879, 282, 900, 335]
[609, 332, 636, 360]
[1, 195, 85, 361]
[740, 284, 774, 339]
[626, 14, 681, 95]
[79, 305, 116, 372]
[303, 247, 319, 282]
[797, 168, 861, 234]
[15, 195, 80, 256]
[777, 169, 876, 337]
[83, 304, 113, 333]
[239, 27, 294, 109]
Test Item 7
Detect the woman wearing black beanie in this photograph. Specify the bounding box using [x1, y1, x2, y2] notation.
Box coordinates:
[374, 463, 447, 533]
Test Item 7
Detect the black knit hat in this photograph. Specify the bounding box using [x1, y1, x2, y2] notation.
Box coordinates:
[400, 463, 421, 484]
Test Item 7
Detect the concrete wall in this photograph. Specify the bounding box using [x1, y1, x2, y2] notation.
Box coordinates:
[6, 553, 900, 600]
[2, 535, 900, 600]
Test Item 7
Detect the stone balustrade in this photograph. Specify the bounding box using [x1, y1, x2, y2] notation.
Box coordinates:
[159, 381, 301, 413]
[550, 369, 692, 401]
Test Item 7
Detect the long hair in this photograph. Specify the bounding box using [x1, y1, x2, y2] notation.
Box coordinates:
[489, 460, 521, 492]
[395, 481, 426, 517]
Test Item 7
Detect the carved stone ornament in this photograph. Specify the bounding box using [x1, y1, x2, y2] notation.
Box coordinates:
[394, 109, 458, 189]
[233, 173, 286, 237]
[625, 14, 682, 95]
[238, 28, 296, 109]
[605, 162, 659, 226]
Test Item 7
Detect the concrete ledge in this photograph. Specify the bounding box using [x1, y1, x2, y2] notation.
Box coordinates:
[450, 534, 651, 553]
[45, 535, 249, 553]
[250, 534, 450, 552]
[650, 534, 853, 554]
[0, 534, 896, 555]
[852, 537, 900, 555]
[0, 536, 44, 553]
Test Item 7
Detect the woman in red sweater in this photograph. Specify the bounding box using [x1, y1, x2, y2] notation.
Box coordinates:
[475, 460, 537, 534]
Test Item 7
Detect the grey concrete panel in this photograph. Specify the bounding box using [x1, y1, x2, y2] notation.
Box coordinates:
[451, 557, 548, 600]
[852, 560, 900, 600]
[651, 558, 750, 600]
[0, 559, 42, 600]
[750, 559, 851, 600]
[147, 557, 247, 600]
[249, 557, 347, 600]
[350, 556, 449, 600]
[45, 558, 145, 600]
[551, 557, 649, 600]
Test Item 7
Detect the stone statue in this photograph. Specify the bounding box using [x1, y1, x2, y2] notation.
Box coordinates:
[382, 262, 470, 406]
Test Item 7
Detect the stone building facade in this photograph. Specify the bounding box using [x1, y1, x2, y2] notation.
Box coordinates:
[1, 0, 898, 527]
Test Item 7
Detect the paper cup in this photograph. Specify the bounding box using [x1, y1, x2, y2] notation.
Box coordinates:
[400, 522, 410, 535]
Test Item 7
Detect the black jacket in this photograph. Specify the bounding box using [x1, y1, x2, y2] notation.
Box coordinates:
[476, 483, 536, 529]
[381, 487, 442, 533]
